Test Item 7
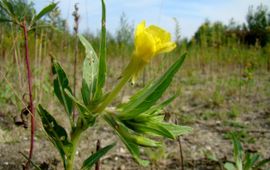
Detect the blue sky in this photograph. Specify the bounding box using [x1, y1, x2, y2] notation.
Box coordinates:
[34, 0, 270, 39]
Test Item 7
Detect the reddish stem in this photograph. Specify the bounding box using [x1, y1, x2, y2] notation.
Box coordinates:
[95, 140, 101, 170]
[21, 19, 35, 170]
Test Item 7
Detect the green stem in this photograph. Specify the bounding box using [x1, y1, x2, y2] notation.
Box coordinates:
[94, 57, 145, 113]
[95, 72, 131, 113]
[66, 129, 82, 170]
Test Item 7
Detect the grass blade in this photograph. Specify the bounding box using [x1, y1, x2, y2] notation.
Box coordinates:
[98, 0, 107, 90]
[32, 3, 57, 24]
[81, 143, 115, 170]
[20, 152, 42, 170]
[254, 158, 270, 169]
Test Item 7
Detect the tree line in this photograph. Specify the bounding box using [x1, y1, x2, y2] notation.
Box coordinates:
[1, 1, 270, 58]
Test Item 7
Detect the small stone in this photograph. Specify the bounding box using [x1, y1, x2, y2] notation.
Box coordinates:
[206, 145, 212, 150]
[122, 96, 130, 103]
[119, 147, 125, 153]
[120, 165, 125, 169]
[114, 156, 118, 161]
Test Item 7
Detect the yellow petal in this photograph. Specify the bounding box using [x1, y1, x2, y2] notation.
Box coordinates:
[135, 20, 146, 38]
[156, 42, 176, 54]
[146, 25, 171, 43]
[145, 25, 175, 55]
[135, 31, 156, 63]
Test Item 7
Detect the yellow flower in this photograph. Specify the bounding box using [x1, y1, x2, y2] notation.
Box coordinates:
[134, 20, 176, 63]
[121, 21, 176, 84]
[96, 21, 177, 112]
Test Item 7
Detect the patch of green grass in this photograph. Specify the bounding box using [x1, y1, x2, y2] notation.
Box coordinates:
[0, 80, 17, 107]
[223, 126, 256, 144]
[223, 120, 246, 129]
[227, 105, 241, 118]
[202, 111, 221, 120]
[210, 82, 225, 107]
[180, 70, 205, 86]
[178, 114, 197, 125]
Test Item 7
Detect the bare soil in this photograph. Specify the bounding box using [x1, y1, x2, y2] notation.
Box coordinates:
[1, 65, 270, 170]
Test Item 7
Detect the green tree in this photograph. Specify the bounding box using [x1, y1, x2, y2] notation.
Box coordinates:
[116, 12, 134, 48]
[0, 0, 35, 24]
[246, 4, 270, 46]
[211, 22, 225, 47]
[194, 20, 211, 47]
[247, 4, 269, 31]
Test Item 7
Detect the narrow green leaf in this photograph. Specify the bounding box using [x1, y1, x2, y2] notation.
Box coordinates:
[148, 95, 177, 115]
[224, 162, 236, 170]
[243, 152, 251, 170]
[65, 89, 96, 129]
[244, 153, 260, 170]
[79, 35, 99, 102]
[81, 143, 115, 170]
[32, 3, 57, 24]
[52, 62, 73, 121]
[230, 133, 243, 161]
[81, 79, 91, 105]
[122, 96, 176, 122]
[254, 158, 270, 169]
[0, 0, 15, 17]
[37, 105, 69, 167]
[117, 131, 150, 166]
[20, 152, 42, 170]
[130, 135, 161, 147]
[103, 114, 149, 166]
[37, 105, 69, 145]
[0, 17, 12, 23]
[97, 0, 107, 90]
[64, 89, 96, 129]
[118, 133, 149, 166]
[64, 89, 91, 115]
[230, 133, 243, 170]
[118, 54, 186, 119]
[160, 123, 192, 138]
[123, 121, 175, 139]
[119, 96, 176, 128]
[248, 154, 259, 169]
[76, 115, 96, 131]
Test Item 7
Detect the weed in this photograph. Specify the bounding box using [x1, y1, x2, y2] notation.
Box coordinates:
[211, 87, 225, 107]
[202, 111, 222, 120]
[224, 133, 270, 170]
[179, 114, 197, 125]
[32, 1, 192, 170]
[227, 105, 241, 119]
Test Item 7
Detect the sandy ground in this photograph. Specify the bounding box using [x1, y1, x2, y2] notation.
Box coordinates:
[1, 67, 270, 170]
